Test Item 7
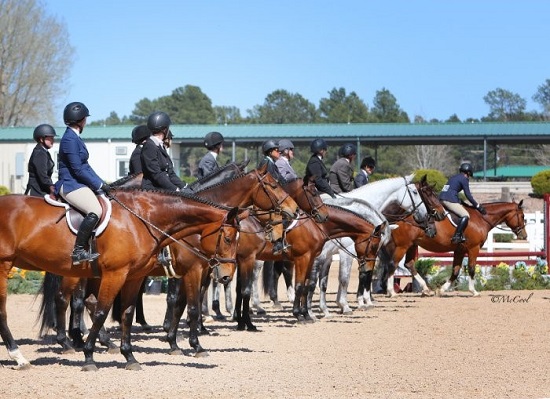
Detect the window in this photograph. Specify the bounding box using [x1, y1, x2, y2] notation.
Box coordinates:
[118, 159, 129, 178]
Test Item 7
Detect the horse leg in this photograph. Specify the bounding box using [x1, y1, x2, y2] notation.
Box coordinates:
[211, 280, 226, 320]
[68, 278, 87, 350]
[336, 247, 355, 314]
[224, 281, 233, 317]
[162, 277, 180, 333]
[0, 266, 31, 369]
[439, 251, 465, 296]
[317, 255, 332, 318]
[467, 252, 481, 297]
[135, 279, 151, 330]
[305, 260, 319, 322]
[83, 293, 118, 354]
[110, 277, 146, 371]
[281, 261, 295, 303]
[356, 268, 374, 310]
[251, 261, 266, 315]
[235, 257, 258, 331]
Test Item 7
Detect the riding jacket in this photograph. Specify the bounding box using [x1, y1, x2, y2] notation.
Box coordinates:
[439, 173, 479, 208]
[275, 156, 298, 182]
[329, 157, 355, 194]
[140, 136, 186, 191]
[26, 143, 55, 197]
[257, 156, 282, 183]
[197, 151, 219, 179]
[304, 155, 335, 198]
[129, 144, 143, 175]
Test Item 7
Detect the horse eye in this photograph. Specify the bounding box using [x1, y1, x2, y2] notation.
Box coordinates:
[224, 237, 232, 245]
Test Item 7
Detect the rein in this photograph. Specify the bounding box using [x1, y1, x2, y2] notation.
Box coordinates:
[109, 194, 235, 269]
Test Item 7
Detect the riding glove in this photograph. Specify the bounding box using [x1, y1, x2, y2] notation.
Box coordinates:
[477, 205, 487, 215]
[100, 183, 111, 195]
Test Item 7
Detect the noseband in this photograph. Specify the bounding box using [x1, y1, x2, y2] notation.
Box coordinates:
[252, 170, 293, 219]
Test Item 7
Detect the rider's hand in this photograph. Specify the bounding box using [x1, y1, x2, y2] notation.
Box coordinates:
[477, 205, 487, 215]
[101, 183, 111, 195]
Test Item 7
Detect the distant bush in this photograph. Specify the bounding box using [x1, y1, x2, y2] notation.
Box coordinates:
[0, 185, 10, 195]
[531, 170, 550, 196]
[493, 233, 514, 243]
[412, 169, 447, 193]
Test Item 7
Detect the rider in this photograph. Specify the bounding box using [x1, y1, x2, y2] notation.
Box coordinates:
[258, 139, 282, 182]
[129, 125, 151, 175]
[197, 131, 224, 178]
[354, 156, 376, 188]
[140, 111, 186, 191]
[329, 143, 357, 194]
[439, 162, 487, 244]
[275, 139, 298, 181]
[304, 138, 336, 198]
[25, 124, 56, 198]
[55, 102, 111, 265]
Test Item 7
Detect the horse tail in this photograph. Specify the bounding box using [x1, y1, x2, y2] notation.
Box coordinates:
[261, 260, 274, 296]
[37, 272, 61, 337]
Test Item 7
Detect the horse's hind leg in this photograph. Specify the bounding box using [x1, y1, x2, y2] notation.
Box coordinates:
[163, 277, 180, 333]
[211, 280, 226, 320]
[281, 261, 295, 302]
[439, 250, 465, 296]
[251, 261, 266, 315]
[83, 294, 118, 354]
[135, 279, 151, 329]
[223, 281, 233, 316]
[0, 266, 31, 369]
[68, 279, 87, 350]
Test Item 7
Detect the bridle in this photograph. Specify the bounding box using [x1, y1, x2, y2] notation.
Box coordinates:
[301, 184, 328, 223]
[251, 169, 294, 220]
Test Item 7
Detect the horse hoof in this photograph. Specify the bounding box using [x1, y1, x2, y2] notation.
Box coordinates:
[194, 351, 209, 358]
[271, 303, 283, 310]
[140, 323, 153, 331]
[62, 348, 76, 355]
[247, 326, 258, 332]
[125, 362, 142, 371]
[169, 349, 183, 356]
[255, 307, 267, 315]
[421, 290, 435, 297]
[81, 363, 98, 372]
[202, 316, 215, 324]
[471, 291, 481, 297]
[14, 363, 32, 371]
[342, 310, 353, 316]
[107, 346, 119, 355]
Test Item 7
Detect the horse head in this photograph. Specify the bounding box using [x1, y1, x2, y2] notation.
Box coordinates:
[418, 175, 447, 222]
[283, 178, 329, 223]
[254, 163, 299, 220]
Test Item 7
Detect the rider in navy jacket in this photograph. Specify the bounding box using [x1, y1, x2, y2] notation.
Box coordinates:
[439, 162, 486, 244]
[55, 102, 110, 265]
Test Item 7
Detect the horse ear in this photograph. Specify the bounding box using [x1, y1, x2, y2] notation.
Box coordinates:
[421, 174, 427, 184]
[257, 163, 268, 174]
[227, 207, 239, 223]
[240, 159, 251, 169]
[518, 199, 524, 209]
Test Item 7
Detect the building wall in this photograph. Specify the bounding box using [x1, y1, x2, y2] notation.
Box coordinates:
[0, 140, 180, 193]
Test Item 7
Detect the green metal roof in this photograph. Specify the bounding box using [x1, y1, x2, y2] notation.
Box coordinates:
[2, 121, 550, 145]
[473, 165, 549, 178]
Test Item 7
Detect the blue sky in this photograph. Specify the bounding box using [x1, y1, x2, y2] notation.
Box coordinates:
[44, 1, 550, 125]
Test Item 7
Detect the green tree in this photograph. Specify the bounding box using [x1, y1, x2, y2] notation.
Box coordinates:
[248, 89, 318, 124]
[214, 106, 243, 125]
[318, 87, 370, 123]
[130, 98, 157, 124]
[165, 85, 216, 124]
[0, 0, 73, 126]
[371, 88, 410, 123]
[445, 114, 461, 123]
[533, 78, 550, 120]
[482, 88, 527, 121]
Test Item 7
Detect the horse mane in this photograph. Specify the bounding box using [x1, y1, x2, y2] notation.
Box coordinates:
[191, 169, 251, 193]
[112, 186, 232, 210]
[188, 162, 246, 191]
[111, 173, 141, 187]
[326, 203, 372, 223]
[281, 177, 303, 187]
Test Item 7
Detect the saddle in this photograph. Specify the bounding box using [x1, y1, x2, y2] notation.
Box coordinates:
[44, 194, 112, 236]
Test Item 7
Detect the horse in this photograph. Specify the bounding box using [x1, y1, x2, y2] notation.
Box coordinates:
[39, 163, 298, 357]
[0, 188, 244, 370]
[387, 176, 528, 297]
[261, 174, 429, 312]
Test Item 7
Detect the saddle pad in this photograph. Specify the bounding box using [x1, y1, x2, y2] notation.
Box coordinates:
[44, 194, 112, 236]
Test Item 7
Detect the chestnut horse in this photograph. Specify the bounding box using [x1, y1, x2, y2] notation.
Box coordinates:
[386, 176, 528, 297]
[38, 163, 298, 357]
[0, 189, 244, 370]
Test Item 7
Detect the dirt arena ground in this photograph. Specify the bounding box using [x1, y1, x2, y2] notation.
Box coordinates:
[1, 264, 549, 399]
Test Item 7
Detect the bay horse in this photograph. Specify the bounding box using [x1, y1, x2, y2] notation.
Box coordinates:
[161, 177, 331, 355]
[39, 163, 298, 357]
[0, 189, 244, 370]
[387, 176, 528, 297]
[261, 174, 429, 311]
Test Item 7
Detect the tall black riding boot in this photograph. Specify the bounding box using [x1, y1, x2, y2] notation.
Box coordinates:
[71, 212, 100, 265]
[451, 216, 469, 244]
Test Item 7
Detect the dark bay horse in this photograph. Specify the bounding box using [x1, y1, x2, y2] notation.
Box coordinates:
[387, 177, 528, 297]
[0, 189, 243, 370]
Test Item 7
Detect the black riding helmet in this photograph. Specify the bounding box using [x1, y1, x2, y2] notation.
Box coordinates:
[310, 138, 328, 154]
[459, 162, 474, 177]
[33, 124, 57, 142]
[262, 139, 279, 155]
[131, 125, 151, 144]
[63, 102, 90, 125]
[340, 143, 357, 157]
[147, 111, 171, 133]
[204, 131, 224, 149]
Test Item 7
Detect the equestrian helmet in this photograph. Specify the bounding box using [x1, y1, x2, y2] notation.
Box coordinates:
[310, 138, 328, 153]
[147, 111, 171, 133]
[131, 125, 151, 144]
[278, 139, 294, 153]
[63, 102, 90, 125]
[340, 143, 357, 157]
[33, 124, 57, 142]
[459, 162, 473, 176]
[262, 139, 279, 155]
[204, 131, 224, 148]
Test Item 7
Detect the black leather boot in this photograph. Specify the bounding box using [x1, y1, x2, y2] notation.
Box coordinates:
[71, 213, 100, 265]
[451, 216, 469, 244]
